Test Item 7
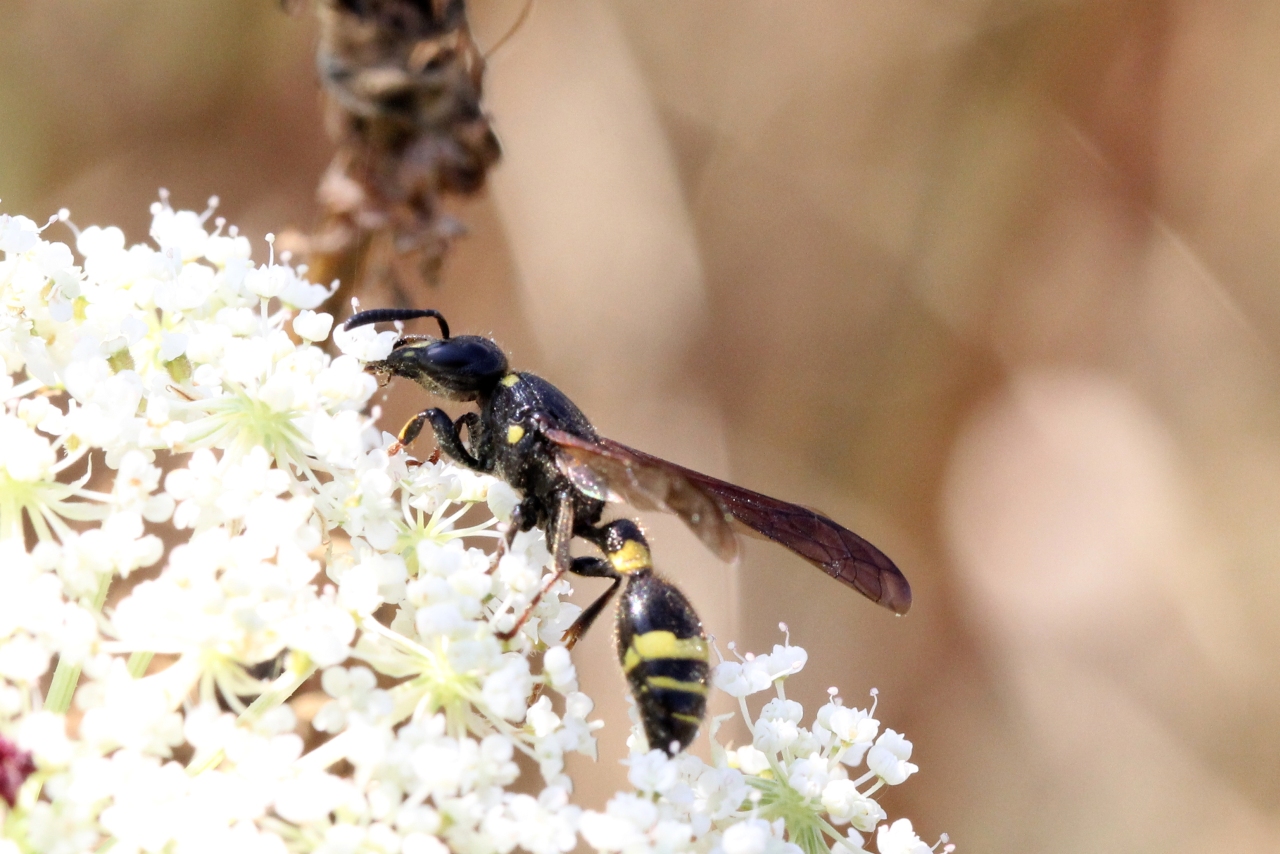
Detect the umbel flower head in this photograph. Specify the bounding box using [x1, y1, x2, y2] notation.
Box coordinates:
[0, 196, 947, 854]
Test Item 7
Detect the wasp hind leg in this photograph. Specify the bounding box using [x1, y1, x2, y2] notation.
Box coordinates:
[560, 557, 622, 650]
[527, 557, 622, 705]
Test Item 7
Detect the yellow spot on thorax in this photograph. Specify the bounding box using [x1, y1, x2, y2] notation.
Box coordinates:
[623, 630, 709, 671]
[506, 424, 526, 444]
[609, 540, 651, 575]
[500, 373, 520, 387]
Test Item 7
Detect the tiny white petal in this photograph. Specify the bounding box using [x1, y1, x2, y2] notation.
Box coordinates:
[875, 819, 931, 854]
[293, 310, 334, 342]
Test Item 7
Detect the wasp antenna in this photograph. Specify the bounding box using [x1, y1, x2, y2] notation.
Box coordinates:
[342, 308, 450, 339]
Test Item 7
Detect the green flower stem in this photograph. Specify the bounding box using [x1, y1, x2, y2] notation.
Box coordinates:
[240, 652, 316, 725]
[47, 573, 112, 714]
[127, 651, 154, 678]
[187, 654, 317, 777]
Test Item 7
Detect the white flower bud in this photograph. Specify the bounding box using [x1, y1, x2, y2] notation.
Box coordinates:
[822, 779, 886, 831]
[159, 332, 188, 361]
[628, 749, 680, 794]
[333, 322, 397, 361]
[403, 834, 450, 854]
[293, 310, 334, 342]
[486, 480, 520, 523]
[753, 717, 799, 755]
[867, 730, 918, 785]
[713, 659, 772, 697]
[731, 745, 771, 775]
[244, 265, 288, 299]
[338, 563, 382, 615]
[760, 697, 803, 724]
[763, 643, 808, 679]
[542, 645, 579, 694]
[786, 755, 831, 798]
[722, 819, 772, 854]
[526, 695, 562, 738]
[483, 657, 534, 722]
[875, 819, 931, 854]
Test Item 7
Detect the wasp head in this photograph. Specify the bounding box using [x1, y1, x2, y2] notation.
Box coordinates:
[346, 308, 508, 400]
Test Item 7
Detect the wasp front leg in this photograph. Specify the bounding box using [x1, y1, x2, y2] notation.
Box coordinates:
[392, 408, 484, 470]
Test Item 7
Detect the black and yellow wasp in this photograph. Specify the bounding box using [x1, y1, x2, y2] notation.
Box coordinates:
[344, 308, 910, 754]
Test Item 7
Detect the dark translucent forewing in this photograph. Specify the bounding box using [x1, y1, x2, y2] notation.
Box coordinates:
[685, 474, 911, 615]
[543, 429, 740, 562]
[550, 431, 911, 615]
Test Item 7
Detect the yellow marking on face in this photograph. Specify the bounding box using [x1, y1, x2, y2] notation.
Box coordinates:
[630, 630, 709, 663]
[506, 424, 526, 444]
[609, 540, 652, 574]
[500, 373, 521, 387]
[644, 675, 708, 696]
[671, 712, 702, 724]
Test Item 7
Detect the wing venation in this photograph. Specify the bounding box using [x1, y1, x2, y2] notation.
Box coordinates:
[543, 429, 911, 614]
[546, 429, 739, 562]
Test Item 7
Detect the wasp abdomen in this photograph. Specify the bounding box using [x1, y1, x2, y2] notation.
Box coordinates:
[616, 577, 710, 755]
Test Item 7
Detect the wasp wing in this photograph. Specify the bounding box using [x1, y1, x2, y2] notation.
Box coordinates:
[543, 429, 740, 563]
[685, 472, 911, 615]
[547, 430, 911, 615]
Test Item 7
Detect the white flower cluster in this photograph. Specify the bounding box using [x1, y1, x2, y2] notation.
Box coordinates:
[580, 632, 948, 854]
[0, 197, 946, 854]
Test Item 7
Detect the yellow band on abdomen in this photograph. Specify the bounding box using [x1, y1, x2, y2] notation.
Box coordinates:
[644, 675, 708, 696]
[623, 630, 709, 672]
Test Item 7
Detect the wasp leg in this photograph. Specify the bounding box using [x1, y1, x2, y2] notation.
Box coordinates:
[560, 557, 622, 650]
[526, 557, 621, 705]
[554, 515, 647, 647]
[454, 411, 482, 449]
[394, 408, 484, 469]
[450, 411, 488, 468]
[487, 501, 537, 574]
[495, 491, 574, 642]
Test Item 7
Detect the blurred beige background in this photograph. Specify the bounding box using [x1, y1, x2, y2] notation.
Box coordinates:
[6, 1, 1280, 851]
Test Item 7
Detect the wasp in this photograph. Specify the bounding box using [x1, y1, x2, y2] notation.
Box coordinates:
[343, 308, 910, 753]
